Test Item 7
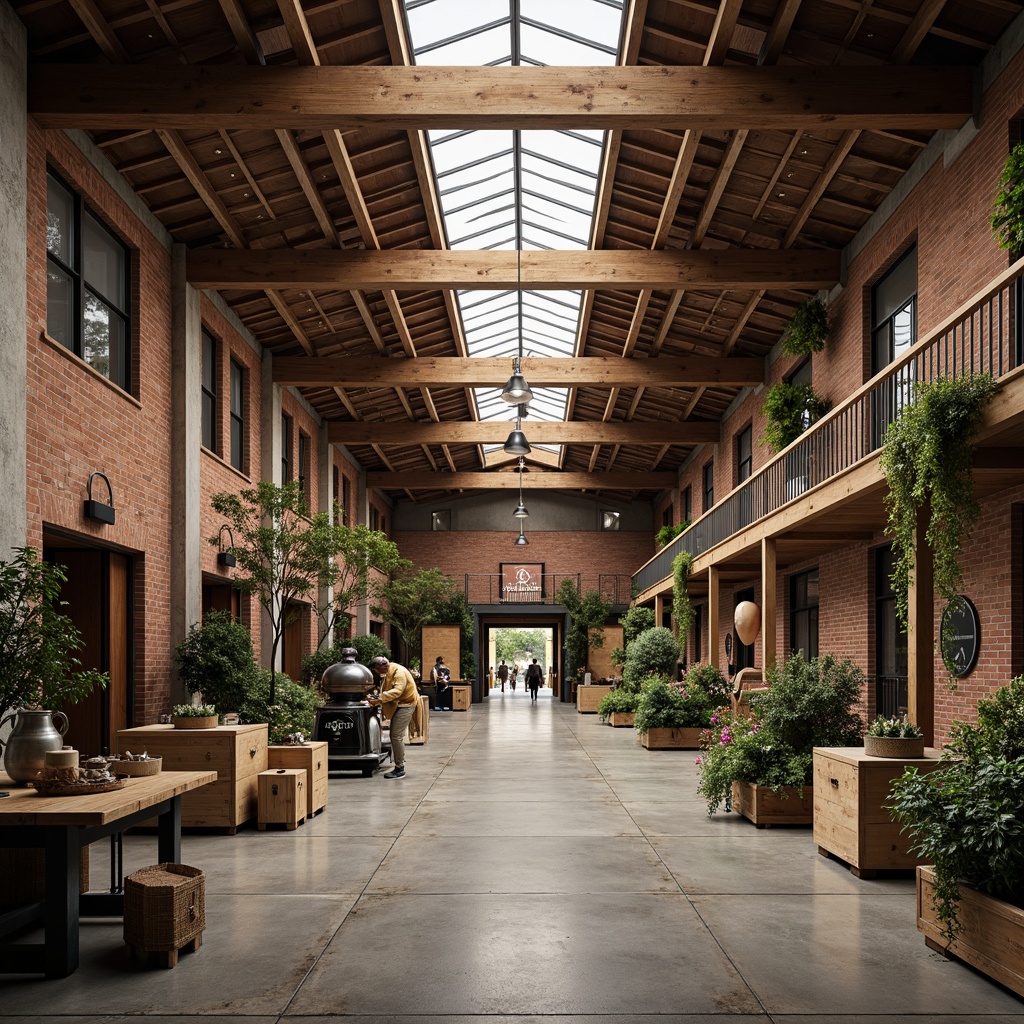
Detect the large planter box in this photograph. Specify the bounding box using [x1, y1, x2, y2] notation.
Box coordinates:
[917, 865, 1024, 998]
[576, 685, 613, 713]
[639, 727, 703, 749]
[814, 746, 941, 876]
[607, 712, 635, 727]
[731, 780, 813, 827]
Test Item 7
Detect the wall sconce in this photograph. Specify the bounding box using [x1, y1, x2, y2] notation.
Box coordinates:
[84, 472, 116, 525]
[217, 525, 236, 567]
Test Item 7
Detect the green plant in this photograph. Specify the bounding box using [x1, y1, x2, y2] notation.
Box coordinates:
[171, 703, 217, 717]
[683, 662, 730, 703]
[610, 605, 656, 666]
[672, 551, 695, 643]
[301, 635, 392, 688]
[622, 626, 679, 692]
[557, 579, 610, 676]
[889, 676, 1024, 944]
[371, 566, 459, 664]
[0, 547, 107, 723]
[780, 297, 830, 357]
[632, 675, 688, 732]
[431, 590, 476, 680]
[761, 382, 829, 453]
[597, 687, 639, 721]
[240, 669, 325, 744]
[866, 715, 922, 739]
[656, 522, 688, 548]
[174, 610, 257, 713]
[879, 374, 999, 676]
[992, 140, 1024, 253]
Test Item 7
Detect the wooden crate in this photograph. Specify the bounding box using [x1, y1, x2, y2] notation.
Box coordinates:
[118, 724, 268, 832]
[813, 747, 941, 876]
[639, 727, 703, 749]
[451, 685, 472, 711]
[268, 741, 328, 817]
[731, 780, 813, 827]
[576, 685, 613, 713]
[257, 768, 305, 830]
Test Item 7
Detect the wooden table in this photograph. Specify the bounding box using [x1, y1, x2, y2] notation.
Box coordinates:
[0, 769, 216, 978]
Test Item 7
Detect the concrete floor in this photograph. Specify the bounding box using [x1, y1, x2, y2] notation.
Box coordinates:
[3, 689, 1024, 1022]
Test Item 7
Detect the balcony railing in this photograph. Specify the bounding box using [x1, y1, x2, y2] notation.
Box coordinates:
[634, 256, 1024, 597]
[465, 573, 634, 606]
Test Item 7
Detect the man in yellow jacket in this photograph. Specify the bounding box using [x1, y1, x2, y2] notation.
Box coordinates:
[368, 656, 419, 779]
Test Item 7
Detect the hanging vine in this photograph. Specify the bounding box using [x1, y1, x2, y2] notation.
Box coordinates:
[879, 374, 999, 674]
[991, 139, 1024, 253]
[672, 550, 695, 647]
[780, 297, 830, 357]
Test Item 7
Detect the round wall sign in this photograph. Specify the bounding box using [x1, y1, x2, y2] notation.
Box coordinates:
[941, 596, 980, 678]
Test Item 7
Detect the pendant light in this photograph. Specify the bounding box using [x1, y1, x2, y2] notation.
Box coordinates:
[500, 249, 534, 405]
[513, 456, 529, 519]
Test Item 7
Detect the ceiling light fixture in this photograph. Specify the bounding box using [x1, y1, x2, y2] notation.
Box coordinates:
[513, 456, 529, 519]
[500, 249, 534, 405]
[503, 413, 531, 456]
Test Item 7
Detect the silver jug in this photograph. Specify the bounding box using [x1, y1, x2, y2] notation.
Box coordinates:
[0, 709, 70, 784]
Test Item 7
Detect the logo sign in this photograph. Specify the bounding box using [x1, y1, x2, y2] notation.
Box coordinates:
[941, 596, 980, 678]
[501, 562, 544, 603]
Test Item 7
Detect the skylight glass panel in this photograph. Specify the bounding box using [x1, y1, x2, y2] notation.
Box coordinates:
[401, 0, 625, 461]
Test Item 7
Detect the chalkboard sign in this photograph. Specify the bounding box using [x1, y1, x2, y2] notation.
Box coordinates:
[941, 596, 980, 678]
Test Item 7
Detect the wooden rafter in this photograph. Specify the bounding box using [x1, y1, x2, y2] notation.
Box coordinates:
[365, 471, 678, 490]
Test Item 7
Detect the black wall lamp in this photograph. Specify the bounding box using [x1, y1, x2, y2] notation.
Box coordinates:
[84, 471, 116, 525]
[217, 525, 237, 567]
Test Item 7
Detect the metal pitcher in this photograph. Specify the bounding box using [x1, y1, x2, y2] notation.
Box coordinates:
[0, 709, 70, 784]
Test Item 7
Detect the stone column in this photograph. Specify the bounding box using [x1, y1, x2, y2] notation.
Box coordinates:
[318, 426, 333, 650]
[259, 355, 282, 669]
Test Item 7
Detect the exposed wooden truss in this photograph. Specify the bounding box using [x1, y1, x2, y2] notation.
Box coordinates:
[365, 471, 679, 490]
[328, 421, 719, 445]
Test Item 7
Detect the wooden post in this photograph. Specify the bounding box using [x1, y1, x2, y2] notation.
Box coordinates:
[761, 537, 777, 673]
[708, 566, 720, 669]
[908, 507, 935, 745]
[654, 592, 666, 630]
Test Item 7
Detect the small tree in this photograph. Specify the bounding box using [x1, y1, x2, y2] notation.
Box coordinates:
[371, 566, 459, 664]
[174, 610, 258, 713]
[556, 579, 611, 678]
[622, 626, 680, 692]
[610, 605, 656, 666]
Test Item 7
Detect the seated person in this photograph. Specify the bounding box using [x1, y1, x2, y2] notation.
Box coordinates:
[430, 656, 453, 709]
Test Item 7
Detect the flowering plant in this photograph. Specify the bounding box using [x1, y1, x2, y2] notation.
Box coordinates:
[171, 703, 216, 718]
[866, 715, 922, 739]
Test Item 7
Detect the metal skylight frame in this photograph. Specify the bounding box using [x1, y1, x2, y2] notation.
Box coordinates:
[401, 0, 625, 459]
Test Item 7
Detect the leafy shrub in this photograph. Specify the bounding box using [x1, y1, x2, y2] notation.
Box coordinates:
[240, 669, 325, 744]
[683, 663, 729, 703]
[349, 634, 393, 669]
[656, 522, 687, 548]
[761, 382, 829, 453]
[633, 675, 689, 732]
[992, 140, 1024, 253]
[780, 297, 830, 356]
[622, 627, 680, 692]
[174, 610, 257, 713]
[597, 688, 639, 721]
[610, 605, 656, 666]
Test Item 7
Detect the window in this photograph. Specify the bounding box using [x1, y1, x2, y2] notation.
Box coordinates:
[682, 485, 692, 525]
[201, 330, 217, 452]
[432, 510, 451, 531]
[734, 588, 755, 671]
[229, 359, 244, 472]
[370, 506, 380, 531]
[693, 604, 703, 664]
[298, 431, 310, 501]
[661, 506, 673, 528]
[342, 476, 351, 526]
[872, 246, 918, 445]
[602, 510, 621, 531]
[736, 426, 752, 484]
[281, 414, 292, 483]
[46, 170, 131, 390]
[790, 568, 819, 659]
[702, 461, 715, 512]
[875, 545, 908, 718]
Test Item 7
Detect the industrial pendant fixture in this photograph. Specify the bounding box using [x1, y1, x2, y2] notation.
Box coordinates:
[513, 456, 529, 518]
[514, 524, 530, 546]
[500, 249, 534, 405]
[503, 411, 531, 456]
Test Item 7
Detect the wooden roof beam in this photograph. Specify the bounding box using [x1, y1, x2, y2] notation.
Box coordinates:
[29, 65, 975, 132]
[366, 471, 677, 490]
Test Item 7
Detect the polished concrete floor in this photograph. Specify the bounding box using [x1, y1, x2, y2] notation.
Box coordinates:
[4, 689, 1024, 1022]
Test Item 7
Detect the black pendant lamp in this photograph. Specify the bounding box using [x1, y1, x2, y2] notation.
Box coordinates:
[513, 456, 529, 519]
[500, 249, 534, 405]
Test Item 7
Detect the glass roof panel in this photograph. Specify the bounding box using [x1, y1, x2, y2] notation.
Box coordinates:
[402, 0, 625, 465]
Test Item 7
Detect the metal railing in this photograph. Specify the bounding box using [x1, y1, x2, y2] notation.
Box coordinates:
[464, 573, 633, 606]
[633, 257, 1024, 597]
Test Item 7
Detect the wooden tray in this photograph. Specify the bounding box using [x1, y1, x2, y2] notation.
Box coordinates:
[31, 774, 128, 796]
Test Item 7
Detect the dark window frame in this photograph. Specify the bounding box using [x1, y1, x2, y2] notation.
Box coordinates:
[682, 485, 692, 524]
[281, 413, 293, 483]
[789, 567, 820, 660]
[702, 461, 715, 513]
[736, 424, 753, 485]
[298, 430, 310, 502]
[229, 358, 245, 472]
[201, 329, 217, 454]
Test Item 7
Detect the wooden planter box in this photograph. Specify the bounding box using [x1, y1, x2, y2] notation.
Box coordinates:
[607, 712, 635, 727]
[576, 685, 613, 713]
[268, 741, 328, 817]
[917, 865, 1024, 998]
[639, 727, 703, 749]
[731, 780, 813, 827]
[813, 746, 941, 876]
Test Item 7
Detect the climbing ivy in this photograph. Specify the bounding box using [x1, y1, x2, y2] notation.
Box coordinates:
[991, 140, 1024, 253]
[672, 550, 695, 646]
[780, 297, 830, 357]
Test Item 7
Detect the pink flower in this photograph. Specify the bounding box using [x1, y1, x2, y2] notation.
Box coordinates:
[694, 756, 703, 765]
[720, 728, 732, 745]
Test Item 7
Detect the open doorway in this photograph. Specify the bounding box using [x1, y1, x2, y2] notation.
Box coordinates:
[486, 625, 555, 697]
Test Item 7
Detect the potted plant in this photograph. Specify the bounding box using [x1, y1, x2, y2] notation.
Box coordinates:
[656, 522, 687, 548]
[0, 548, 108, 782]
[633, 664, 727, 749]
[761, 381, 829, 453]
[174, 610, 258, 717]
[697, 653, 863, 825]
[888, 676, 1024, 996]
[863, 714, 925, 758]
[780, 297, 830, 356]
[609, 605, 655, 669]
[597, 687, 640, 727]
[991, 139, 1024, 253]
[171, 703, 218, 729]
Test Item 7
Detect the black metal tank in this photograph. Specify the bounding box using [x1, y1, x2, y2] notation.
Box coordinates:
[314, 649, 389, 776]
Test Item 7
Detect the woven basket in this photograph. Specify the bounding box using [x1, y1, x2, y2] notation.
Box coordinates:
[864, 734, 926, 759]
[113, 756, 162, 776]
[172, 715, 218, 729]
[124, 863, 205, 952]
[0, 845, 90, 909]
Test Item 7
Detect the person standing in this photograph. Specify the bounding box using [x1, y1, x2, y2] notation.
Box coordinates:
[525, 658, 543, 702]
[367, 656, 419, 779]
[497, 660, 509, 692]
[510, 663, 518, 692]
[430, 655, 452, 710]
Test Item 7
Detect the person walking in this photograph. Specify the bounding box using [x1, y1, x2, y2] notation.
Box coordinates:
[525, 658, 543, 702]
[510, 663, 518, 692]
[367, 656, 419, 779]
[497, 660, 509, 692]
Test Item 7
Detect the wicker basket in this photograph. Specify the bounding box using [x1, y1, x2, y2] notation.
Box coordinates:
[124, 863, 205, 959]
[172, 715, 218, 729]
[112, 756, 162, 776]
[0, 845, 90, 909]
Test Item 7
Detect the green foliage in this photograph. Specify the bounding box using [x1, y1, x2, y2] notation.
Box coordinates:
[672, 551, 695, 643]
[240, 669, 325, 745]
[371, 566, 459, 664]
[889, 677, 1024, 944]
[656, 522, 688, 548]
[683, 662, 729, 703]
[696, 653, 864, 816]
[761, 382, 829, 453]
[174, 610, 257, 713]
[879, 375, 999, 666]
[866, 715, 922, 739]
[597, 687, 639, 721]
[633, 675, 688, 732]
[348, 634, 392, 669]
[780, 298, 830, 357]
[171, 703, 216, 717]
[622, 627, 680, 692]
[557, 579, 610, 676]
[301, 635, 394, 689]
[0, 547, 107, 722]
[611, 606, 657, 666]
[431, 590, 476, 679]
[992, 140, 1024, 253]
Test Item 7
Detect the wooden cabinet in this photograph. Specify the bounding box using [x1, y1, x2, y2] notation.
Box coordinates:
[813, 746, 941, 876]
[117, 724, 268, 833]
[451, 685, 472, 711]
[576, 685, 612, 713]
[267, 742, 328, 817]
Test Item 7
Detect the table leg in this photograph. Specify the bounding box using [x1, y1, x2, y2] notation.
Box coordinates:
[156, 797, 181, 864]
[44, 827, 79, 978]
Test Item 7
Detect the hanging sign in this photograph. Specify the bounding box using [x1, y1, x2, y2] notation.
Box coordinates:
[501, 562, 544, 603]
[940, 596, 980, 678]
